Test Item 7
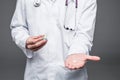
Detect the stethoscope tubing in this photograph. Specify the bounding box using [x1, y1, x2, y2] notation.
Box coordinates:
[65, 0, 78, 8]
[33, 0, 78, 31]
[64, 0, 78, 31]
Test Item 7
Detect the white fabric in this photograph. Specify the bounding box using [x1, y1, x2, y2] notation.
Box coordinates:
[10, 0, 97, 80]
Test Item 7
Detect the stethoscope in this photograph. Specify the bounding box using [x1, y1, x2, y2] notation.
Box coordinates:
[34, 0, 78, 31]
[64, 0, 78, 31]
[65, 0, 78, 8]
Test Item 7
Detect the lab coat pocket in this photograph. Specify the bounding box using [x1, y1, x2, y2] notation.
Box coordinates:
[32, 44, 49, 62]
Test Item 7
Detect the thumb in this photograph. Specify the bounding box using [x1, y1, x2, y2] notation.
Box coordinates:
[86, 55, 101, 61]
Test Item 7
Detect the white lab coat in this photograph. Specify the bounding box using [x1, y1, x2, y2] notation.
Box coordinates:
[10, 0, 97, 80]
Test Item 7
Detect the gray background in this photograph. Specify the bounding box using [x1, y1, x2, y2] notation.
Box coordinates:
[0, 0, 120, 80]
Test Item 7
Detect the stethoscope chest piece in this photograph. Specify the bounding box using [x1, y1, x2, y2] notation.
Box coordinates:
[34, 0, 41, 7]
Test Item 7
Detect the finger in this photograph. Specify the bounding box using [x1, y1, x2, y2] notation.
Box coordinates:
[75, 65, 81, 69]
[27, 36, 44, 45]
[67, 61, 77, 70]
[32, 40, 47, 51]
[72, 62, 83, 70]
[27, 39, 47, 49]
[75, 65, 84, 70]
[32, 47, 41, 51]
[32, 36, 45, 44]
[86, 55, 101, 61]
[68, 64, 74, 70]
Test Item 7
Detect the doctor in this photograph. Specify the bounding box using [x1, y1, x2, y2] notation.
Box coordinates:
[10, 0, 100, 80]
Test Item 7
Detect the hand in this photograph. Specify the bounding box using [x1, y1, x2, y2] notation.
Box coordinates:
[26, 35, 47, 51]
[65, 54, 100, 70]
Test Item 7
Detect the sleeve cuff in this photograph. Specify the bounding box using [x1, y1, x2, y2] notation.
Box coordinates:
[18, 34, 33, 58]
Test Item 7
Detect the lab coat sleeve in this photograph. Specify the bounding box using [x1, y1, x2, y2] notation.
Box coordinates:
[10, 0, 33, 58]
[68, 0, 97, 55]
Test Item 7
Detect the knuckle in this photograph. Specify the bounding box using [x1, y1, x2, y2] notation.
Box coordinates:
[40, 41, 46, 45]
[26, 39, 30, 44]
[28, 40, 32, 44]
[32, 40, 36, 44]
[34, 43, 38, 47]
[31, 39, 36, 43]
[41, 40, 46, 43]
[27, 45, 31, 49]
